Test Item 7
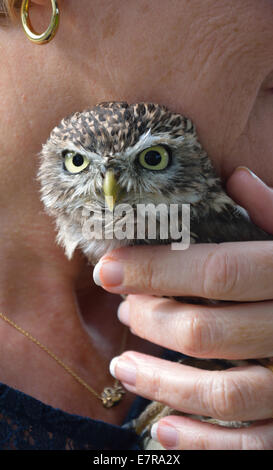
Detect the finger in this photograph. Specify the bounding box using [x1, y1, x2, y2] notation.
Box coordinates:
[117, 295, 273, 359]
[93, 241, 273, 301]
[110, 352, 273, 422]
[226, 167, 273, 234]
[152, 415, 273, 450]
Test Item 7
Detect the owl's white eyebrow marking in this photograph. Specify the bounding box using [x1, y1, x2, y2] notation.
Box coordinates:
[58, 143, 100, 161]
[119, 129, 185, 159]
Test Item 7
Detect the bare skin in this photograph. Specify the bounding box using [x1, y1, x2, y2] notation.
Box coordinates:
[0, 0, 273, 447]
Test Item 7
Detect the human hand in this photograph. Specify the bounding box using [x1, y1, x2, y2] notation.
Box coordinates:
[93, 167, 273, 449]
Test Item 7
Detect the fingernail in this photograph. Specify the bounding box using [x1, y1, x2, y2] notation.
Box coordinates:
[109, 356, 136, 386]
[93, 261, 102, 286]
[109, 356, 119, 379]
[151, 423, 159, 442]
[100, 261, 124, 287]
[151, 423, 179, 449]
[235, 166, 259, 180]
[117, 301, 130, 325]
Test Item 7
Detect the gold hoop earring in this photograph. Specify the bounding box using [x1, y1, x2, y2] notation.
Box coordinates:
[21, 0, 60, 45]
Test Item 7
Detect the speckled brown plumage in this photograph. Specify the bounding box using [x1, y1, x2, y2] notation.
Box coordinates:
[50, 102, 193, 157]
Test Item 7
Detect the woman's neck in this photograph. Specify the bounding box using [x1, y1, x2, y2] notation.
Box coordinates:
[0, 200, 162, 423]
[0, 222, 134, 422]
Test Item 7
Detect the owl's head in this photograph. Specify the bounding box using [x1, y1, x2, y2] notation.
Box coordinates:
[38, 102, 221, 261]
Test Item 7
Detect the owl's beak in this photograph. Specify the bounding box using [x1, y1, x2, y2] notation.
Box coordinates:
[103, 170, 122, 211]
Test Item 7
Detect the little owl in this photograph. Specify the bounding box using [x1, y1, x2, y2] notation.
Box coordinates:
[38, 102, 272, 449]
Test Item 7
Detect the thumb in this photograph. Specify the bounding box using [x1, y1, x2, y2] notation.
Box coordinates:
[226, 167, 273, 235]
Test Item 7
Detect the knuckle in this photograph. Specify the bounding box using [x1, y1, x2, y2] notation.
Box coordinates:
[240, 434, 268, 450]
[180, 310, 215, 357]
[192, 435, 210, 451]
[148, 368, 165, 402]
[206, 373, 246, 421]
[130, 296, 165, 339]
[143, 257, 161, 291]
[130, 310, 145, 337]
[202, 248, 239, 299]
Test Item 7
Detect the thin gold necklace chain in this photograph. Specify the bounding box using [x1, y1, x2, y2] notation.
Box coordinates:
[0, 312, 128, 408]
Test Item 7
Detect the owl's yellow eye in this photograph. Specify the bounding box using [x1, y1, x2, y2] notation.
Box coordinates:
[63, 152, 90, 174]
[138, 145, 171, 171]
